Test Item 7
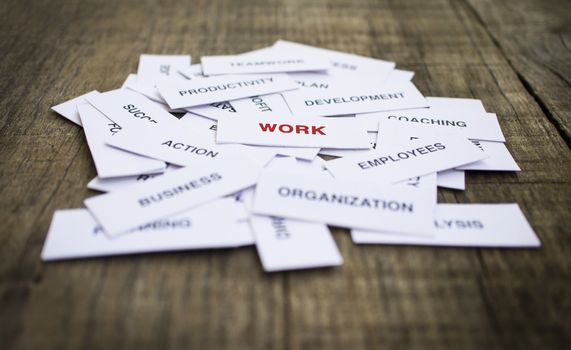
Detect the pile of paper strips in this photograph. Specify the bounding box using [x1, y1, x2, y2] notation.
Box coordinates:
[43, 40, 540, 271]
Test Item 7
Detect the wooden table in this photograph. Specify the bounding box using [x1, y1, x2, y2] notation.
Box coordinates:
[1, 0, 569, 348]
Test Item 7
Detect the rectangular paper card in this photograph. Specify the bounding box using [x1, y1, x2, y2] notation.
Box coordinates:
[395, 172, 438, 206]
[51, 90, 100, 126]
[123, 76, 188, 113]
[87, 165, 180, 193]
[352, 203, 540, 247]
[437, 169, 465, 190]
[250, 215, 342, 272]
[252, 170, 435, 234]
[426, 97, 486, 114]
[156, 74, 299, 109]
[122, 74, 138, 88]
[249, 153, 342, 271]
[356, 97, 493, 133]
[326, 133, 488, 184]
[124, 76, 168, 103]
[457, 140, 520, 171]
[319, 131, 377, 157]
[201, 54, 331, 75]
[178, 64, 203, 79]
[105, 118, 270, 167]
[86, 88, 179, 129]
[137, 54, 191, 85]
[282, 81, 428, 117]
[186, 101, 238, 120]
[376, 119, 517, 171]
[85, 158, 261, 235]
[180, 113, 318, 161]
[385, 69, 415, 82]
[272, 40, 396, 79]
[41, 199, 253, 261]
[369, 108, 505, 142]
[216, 115, 370, 149]
[88, 173, 162, 192]
[78, 104, 166, 178]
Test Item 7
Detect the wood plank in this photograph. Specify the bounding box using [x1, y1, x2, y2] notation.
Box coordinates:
[0, 0, 569, 349]
[465, 0, 571, 143]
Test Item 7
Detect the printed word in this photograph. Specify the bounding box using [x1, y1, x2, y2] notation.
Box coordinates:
[259, 123, 326, 135]
[178, 78, 274, 96]
[358, 143, 446, 169]
[93, 218, 191, 235]
[122, 104, 158, 124]
[277, 187, 414, 212]
[305, 93, 405, 106]
[387, 115, 467, 128]
[271, 217, 290, 239]
[434, 219, 484, 229]
[161, 140, 219, 158]
[250, 96, 272, 112]
[229, 59, 304, 67]
[138, 173, 222, 207]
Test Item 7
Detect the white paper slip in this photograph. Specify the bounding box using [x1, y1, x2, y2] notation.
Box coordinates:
[124, 76, 190, 114]
[252, 171, 435, 233]
[87, 165, 180, 193]
[341, 173, 437, 238]
[88, 173, 162, 192]
[268, 155, 331, 180]
[352, 204, 540, 248]
[137, 54, 191, 85]
[41, 200, 253, 261]
[85, 158, 261, 236]
[426, 97, 486, 114]
[106, 119, 267, 167]
[370, 108, 505, 142]
[120, 79, 185, 112]
[457, 140, 520, 171]
[325, 133, 488, 184]
[384, 69, 415, 82]
[178, 64, 203, 79]
[249, 154, 341, 272]
[273, 40, 395, 79]
[437, 169, 465, 190]
[230, 93, 293, 118]
[124, 76, 166, 103]
[122, 74, 138, 88]
[250, 215, 342, 272]
[319, 131, 377, 157]
[377, 117, 489, 156]
[216, 115, 370, 149]
[295, 157, 328, 173]
[86, 89, 179, 129]
[51, 90, 100, 126]
[156, 74, 299, 109]
[180, 113, 319, 161]
[201, 54, 331, 75]
[395, 172, 438, 204]
[376, 119, 516, 171]
[282, 81, 428, 117]
[356, 97, 493, 133]
[78, 104, 166, 178]
[186, 101, 237, 120]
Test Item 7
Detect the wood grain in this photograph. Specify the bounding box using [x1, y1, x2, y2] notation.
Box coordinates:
[0, 0, 569, 349]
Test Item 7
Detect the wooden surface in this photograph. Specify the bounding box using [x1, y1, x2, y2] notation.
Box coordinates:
[1, 0, 570, 349]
